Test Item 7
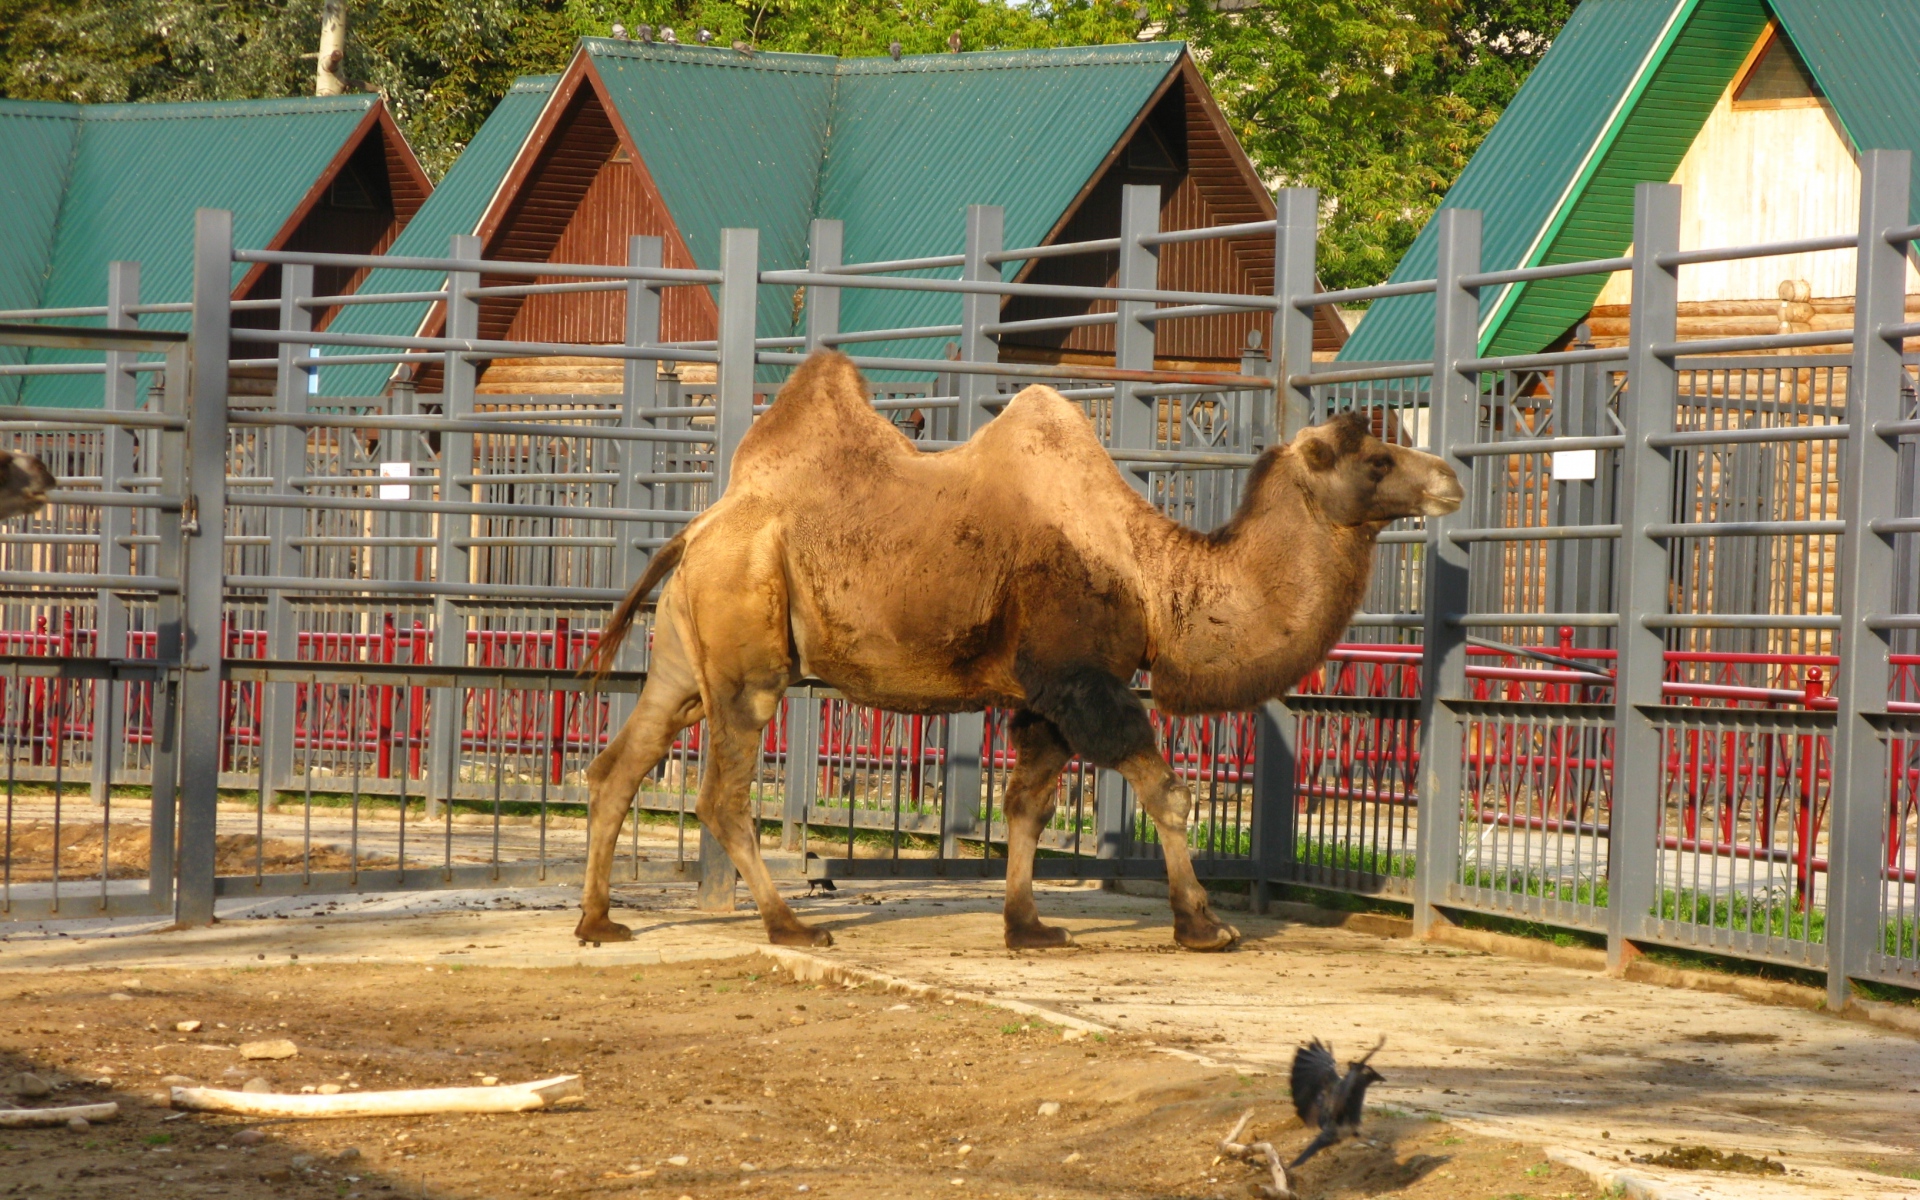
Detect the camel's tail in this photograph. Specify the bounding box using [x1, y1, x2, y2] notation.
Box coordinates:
[587, 531, 688, 680]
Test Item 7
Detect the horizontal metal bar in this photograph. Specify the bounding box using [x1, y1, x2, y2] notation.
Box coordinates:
[1877, 418, 1920, 438]
[828, 254, 966, 276]
[42, 490, 182, 510]
[983, 312, 1117, 336]
[1887, 223, 1920, 246]
[235, 247, 724, 284]
[456, 535, 617, 547]
[0, 532, 102, 544]
[227, 657, 644, 692]
[1641, 613, 1841, 629]
[453, 471, 621, 485]
[1293, 279, 1437, 309]
[0, 363, 106, 377]
[1864, 614, 1920, 630]
[1460, 257, 1633, 289]
[226, 410, 710, 443]
[872, 397, 957, 411]
[1870, 517, 1920, 535]
[1138, 304, 1258, 323]
[1453, 435, 1624, 457]
[1644, 519, 1845, 537]
[1657, 232, 1856, 268]
[1455, 346, 1629, 373]
[1291, 362, 1433, 387]
[226, 575, 634, 603]
[1348, 613, 1426, 627]
[0, 323, 186, 352]
[821, 324, 963, 346]
[465, 280, 624, 299]
[1450, 524, 1621, 543]
[0, 406, 184, 429]
[230, 491, 700, 524]
[1450, 613, 1621, 627]
[297, 352, 441, 367]
[984, 238, 1121, 265]
[1657, 329, 1853, 357]
[633, 472, 714, 484]
[634, 406, 715, 418]
[1375, 529, 1427, 543]
[1881, 320, 1920, 342]
[288, 474, 437, 488]
[755, 350, 1270, 390]
[1649, 424, 1848, 447]
[229, 326, 720, 365]
[0, 570, 179, 592]
[1107, 447, 1260, 467]
[301, 289, 449, 308]
[1138, 220, 1276, 248]
[755, 269, 1281, 312]
[288, 536, 437, 547]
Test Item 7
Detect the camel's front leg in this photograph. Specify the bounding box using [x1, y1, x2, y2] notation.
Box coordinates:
[1119, 749, 1240, 951]
[698, 712, 833, 948]
[999, 712, 1075, 950]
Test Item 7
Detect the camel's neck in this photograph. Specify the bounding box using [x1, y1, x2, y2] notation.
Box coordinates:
[1138, 453, 1378, 714]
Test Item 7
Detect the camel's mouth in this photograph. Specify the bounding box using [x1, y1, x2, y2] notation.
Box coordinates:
[1417, 481, 1464, 516]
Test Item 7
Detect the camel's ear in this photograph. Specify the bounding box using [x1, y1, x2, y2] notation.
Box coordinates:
[1300, 437, 1338, 472]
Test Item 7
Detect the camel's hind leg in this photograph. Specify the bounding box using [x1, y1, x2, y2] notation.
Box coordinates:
[999, 712, 1076, 950]
[575, 606, 703, 945]
[698, 696, 832, 947]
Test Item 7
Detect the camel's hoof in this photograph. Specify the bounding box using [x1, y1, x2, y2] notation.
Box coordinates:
[1175, 921, 1239, 952]
[1005, 923, 1075, 951]
[573, 916, 633, 944]
[769, 925, 833, 948]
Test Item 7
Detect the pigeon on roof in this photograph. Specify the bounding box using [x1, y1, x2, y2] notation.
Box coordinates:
[635, 24, 652, 42]
[948, 31, 962, 52]
[697, 27, 713, 43]
[888, 39, 902, 60]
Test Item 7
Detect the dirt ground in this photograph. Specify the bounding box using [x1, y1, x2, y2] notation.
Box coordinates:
[0, 960, 1603, 1200]
[1, 821, 390, 881]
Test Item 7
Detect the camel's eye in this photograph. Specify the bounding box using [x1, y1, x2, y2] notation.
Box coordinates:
[1369, 454, 1393, 473]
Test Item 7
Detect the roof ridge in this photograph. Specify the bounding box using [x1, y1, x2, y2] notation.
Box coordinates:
[580, 37, 1184, 74]
[67, 95, 377, 122]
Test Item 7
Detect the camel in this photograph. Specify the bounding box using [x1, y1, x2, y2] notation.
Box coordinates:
[576, 351, 1461, 952]
[0, 449, 55, 520]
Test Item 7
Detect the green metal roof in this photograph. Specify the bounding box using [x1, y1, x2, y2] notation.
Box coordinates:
[1340, 0, 1920, 363]
[0, 94, 383, 405]
[583, 41, 1185, 360]
[318, 75, 558, 398]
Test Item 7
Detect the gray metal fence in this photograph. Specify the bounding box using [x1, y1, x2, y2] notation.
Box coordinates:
[4, 160, 1919, 1011]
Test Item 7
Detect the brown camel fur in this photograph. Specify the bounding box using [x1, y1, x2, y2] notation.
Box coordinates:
[576, 351, 1461, 951]
[0, 449, 55, 520]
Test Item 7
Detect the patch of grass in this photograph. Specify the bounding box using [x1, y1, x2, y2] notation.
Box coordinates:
[1853, 977, 1920, 1007]
[1633, 943, 1826, 991]
[1525, 1162, 1552, 1178]
[1450, 909, 1605, 952]
[447, 963, 466, 972]
[142, 1133, 172, 1146]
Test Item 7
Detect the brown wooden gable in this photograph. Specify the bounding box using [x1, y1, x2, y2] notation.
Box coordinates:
[998, 55, 1346, 367]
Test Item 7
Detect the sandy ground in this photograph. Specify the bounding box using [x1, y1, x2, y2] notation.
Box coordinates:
[2, 879, 1917, 1199]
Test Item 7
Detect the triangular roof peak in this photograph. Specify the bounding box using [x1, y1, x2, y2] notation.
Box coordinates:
[1341, 0, 1920, 363]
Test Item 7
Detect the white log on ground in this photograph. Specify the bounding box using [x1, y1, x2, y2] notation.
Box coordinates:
[1218, 1108, 1294, 1200]
[169, 1075, 582, 1119]
[0, 1102, 120, 1127]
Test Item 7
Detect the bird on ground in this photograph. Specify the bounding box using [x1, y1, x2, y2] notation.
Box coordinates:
[947, 31, 962, 52]
[732, 38, 754, 55]
[888, 39, 902, 59]
[635, 24, 653, 42]
[661, 26, 677, 42]
[697, 27, 713, 43]
[1288, 1037, 1384, 1168]
[610, 22, 626, 39]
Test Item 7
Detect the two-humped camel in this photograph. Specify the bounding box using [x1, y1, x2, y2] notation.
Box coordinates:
[579, 351, 1460, 951]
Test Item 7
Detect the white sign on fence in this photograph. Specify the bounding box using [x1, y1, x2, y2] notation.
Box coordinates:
[1551, 450, 1597, 481]
[379, 461, 412, 500]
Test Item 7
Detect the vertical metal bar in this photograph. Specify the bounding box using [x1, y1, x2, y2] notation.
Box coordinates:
[805, 219, 842, 353]
[145, 345, 188, 915]
[782, 690, 821, 852]
[1609, 183, 1683, 973]
[1110, 184, 1161, 496]
[1272, 187, 1320, 442]
[1250, 699, 1298, 910]
[956, 205, 1004, 438]
[259, 263, 311, 825]
[608, 236, 662, 742]
[1828, 149, 1910, 1008]
[429, 234, 480, 819]
[174, 209, 232, 927]
[1413, 207, 1480, 938]
[93, 262, 138, 812]
[941, 711, 984, 859]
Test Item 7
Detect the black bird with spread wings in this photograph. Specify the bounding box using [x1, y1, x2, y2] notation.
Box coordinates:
[1288, 1037, 1384, 1168]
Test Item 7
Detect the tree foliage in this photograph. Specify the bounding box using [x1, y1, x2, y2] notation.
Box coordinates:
[0, 0, 1573, 287]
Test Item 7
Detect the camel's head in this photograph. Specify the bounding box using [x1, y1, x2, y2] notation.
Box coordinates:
[0, 448, 55, 520]
[1290, 411, 1462, 526]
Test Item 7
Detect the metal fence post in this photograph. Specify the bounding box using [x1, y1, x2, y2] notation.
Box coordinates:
[956, 205, 1004, 439]
[805, 219, 842, 352]
[1273, 188, 1320, 440]
[1412, 207, 1480, 938]
[1828, 148, 1911, 1009]
[782, 691, 821, 852]
[941, 712, 984, 858]
[258, 263, 312, 816]
[608, 234, 663, 746]
[92, 262, 139, 810]
[145, 343, 190, 914]
[1250, 699, 1298, 911]
[1608, 183, 1683, 973]
[697, 226, 760, 910]
[174, 208, 233, 927]
[1110, 184, 1161, 495]
[429, 234, 481, 821]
